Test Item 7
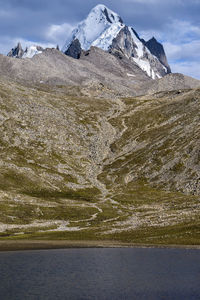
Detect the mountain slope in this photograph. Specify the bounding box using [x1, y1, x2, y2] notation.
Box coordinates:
[1, 48, 199, 98]
[62, 4, 170, 79]
[0, 76, 200, 244]
[0, 48, 152, 96]
[142, 73, 200, 94]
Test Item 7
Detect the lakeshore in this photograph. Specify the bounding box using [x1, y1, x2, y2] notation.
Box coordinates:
[0, 240, 200, 252]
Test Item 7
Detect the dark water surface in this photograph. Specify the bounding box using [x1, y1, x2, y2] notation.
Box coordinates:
[0, 247, 200, 300]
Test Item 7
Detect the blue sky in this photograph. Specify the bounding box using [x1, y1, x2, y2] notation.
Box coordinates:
[0, 0, 200, 79]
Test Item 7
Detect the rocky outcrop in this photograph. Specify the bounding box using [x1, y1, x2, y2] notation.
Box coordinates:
[7, 44, 45, 59]
[64, 39, 82, 59]
[109, 26, 138, 58]
[144, 37, 171, 73]
[141, 73, 200, 95]
[109, 26, 168, 78]
[7, 42, 24, 58]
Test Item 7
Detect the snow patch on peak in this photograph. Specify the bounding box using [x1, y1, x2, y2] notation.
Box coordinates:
[127, 27, 164, 79]
[62, 4, 123, 52]
[129, 27, 144, 57]
[92, 23, 124, 51]
[91, 4, 123, 24]
[22, 46, 43, 59]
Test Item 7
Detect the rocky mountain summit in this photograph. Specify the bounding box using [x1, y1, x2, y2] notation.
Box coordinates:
[143, 37, 171, 74]
[62, 4, 170, 79]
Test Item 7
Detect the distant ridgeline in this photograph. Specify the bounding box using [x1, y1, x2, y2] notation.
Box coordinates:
[7, 4, 170, 80]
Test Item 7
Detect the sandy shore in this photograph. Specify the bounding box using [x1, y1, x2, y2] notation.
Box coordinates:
[0, 240, 200, 251]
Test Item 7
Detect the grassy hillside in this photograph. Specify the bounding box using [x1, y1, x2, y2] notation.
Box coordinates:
[0, 77, 200, 245]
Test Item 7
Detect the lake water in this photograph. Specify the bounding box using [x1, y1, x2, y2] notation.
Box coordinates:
[0, 247, 200, 300]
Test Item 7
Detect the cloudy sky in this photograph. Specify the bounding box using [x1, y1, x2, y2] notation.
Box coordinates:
[0, 0, 200, 79]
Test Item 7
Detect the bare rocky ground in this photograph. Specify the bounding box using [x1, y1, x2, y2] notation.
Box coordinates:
[0, 48, 150, 97]
[0, 51, 200, 245]
[0, 48, 199, 97]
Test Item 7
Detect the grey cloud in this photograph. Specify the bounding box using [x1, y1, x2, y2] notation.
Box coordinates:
[1, 0, 200, 40]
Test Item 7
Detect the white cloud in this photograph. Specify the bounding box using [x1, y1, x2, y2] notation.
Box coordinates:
[14, 38, 55, 50]
[164, 40, 200, 61]
[141, 19, 200, 43]
[0, 21, 75, 55]
[45, 23, 75, 47]
[170, 61, 200, 79]
[164, 40, 200, 79]
[140, 29, 162, 41]
[166, 20, 200, 42]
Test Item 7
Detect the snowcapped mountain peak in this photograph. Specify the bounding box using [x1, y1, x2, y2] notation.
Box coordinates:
[62, 4, 124, 52]
[62, 4, 171, 79]
[90, 4, 123, 24]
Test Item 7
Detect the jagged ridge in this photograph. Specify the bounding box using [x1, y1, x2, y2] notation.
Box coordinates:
[7, 43, 45, 59]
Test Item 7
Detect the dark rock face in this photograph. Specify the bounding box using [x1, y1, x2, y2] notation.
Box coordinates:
[109, 27, 168, 78]
[103, 7, 123, 24]
[103, 8, 112, 23]
[7, 42, 24, 58]
[145, 37, 171, 73]
[64, 39, 82, 59]
[109, 26, 138, 58]
[35, 45, 44, 52]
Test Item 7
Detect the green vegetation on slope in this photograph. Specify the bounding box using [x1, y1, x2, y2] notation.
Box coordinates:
[0, 78, 200, 245]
